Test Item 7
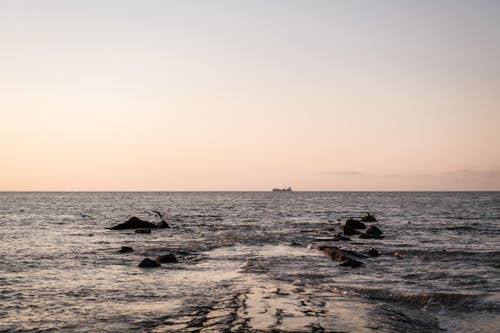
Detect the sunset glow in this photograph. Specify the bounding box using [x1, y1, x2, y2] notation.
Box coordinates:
[1, 1, 499, 191]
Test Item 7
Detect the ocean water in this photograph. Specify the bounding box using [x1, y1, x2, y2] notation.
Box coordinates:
[0, 192, 499, 333]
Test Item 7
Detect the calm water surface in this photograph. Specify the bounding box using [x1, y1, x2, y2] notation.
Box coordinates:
[0, 192, 499, 332]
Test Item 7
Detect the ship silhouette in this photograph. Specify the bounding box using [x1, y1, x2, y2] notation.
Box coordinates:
[272, 186, 292, 192]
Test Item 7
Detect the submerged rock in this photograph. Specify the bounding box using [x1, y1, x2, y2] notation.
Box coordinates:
[156, 253, 178, 263]
[361, 213, 377, 222]
[338, 259, 363, 268]
[119, 246, 133, 253]
[135, 228, 152, 234]
[318, 245, 364, 267]
[368, 248, 381, 257]
[138, 258, 161, 268]
[359, 225, 383, 239]
[110, 217, 157, 230]
[343, 225, 360, 236]
[345, 219, 366, 229]
[366, 225, 383, 236]
[156, 220, 171, 229]
[359, 233, 384, 239]
[333, 233, 351, 241]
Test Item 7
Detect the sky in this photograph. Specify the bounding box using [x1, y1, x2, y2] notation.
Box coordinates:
[1, 0, 499, 191]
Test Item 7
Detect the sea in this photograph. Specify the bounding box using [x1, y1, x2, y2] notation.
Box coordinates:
[0, 192, 499, 333]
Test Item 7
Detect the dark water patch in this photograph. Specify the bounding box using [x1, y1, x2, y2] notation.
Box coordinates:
[363, 289, 493, 312]
[388, 249, 500, 261]
[445, 225, 476, 231]
[374, 304, 445, 333]
[443, 216, 499, 221]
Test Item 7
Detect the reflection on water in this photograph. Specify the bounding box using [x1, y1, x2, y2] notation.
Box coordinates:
[0, 192, 499, 332]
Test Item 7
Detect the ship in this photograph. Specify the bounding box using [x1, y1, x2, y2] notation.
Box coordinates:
[272, 187, 292, 192]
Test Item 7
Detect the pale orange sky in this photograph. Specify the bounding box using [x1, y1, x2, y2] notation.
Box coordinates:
[1, 1, 499, 191]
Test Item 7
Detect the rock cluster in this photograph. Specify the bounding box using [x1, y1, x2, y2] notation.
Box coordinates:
[318, 245, 365, 267]
[137, 253, 178, 268]
[109, 214, 176, 269]
[317, 213, 384, 268]
[138, 258, 162, 268]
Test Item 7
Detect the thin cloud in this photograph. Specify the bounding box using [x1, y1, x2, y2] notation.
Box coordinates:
[381, 173, 432, 178]
[380, 169, 500, 179]
[321, 171, 365, 176]
[444, 169, 500, 178]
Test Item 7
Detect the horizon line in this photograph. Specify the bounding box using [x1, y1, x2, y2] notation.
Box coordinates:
[1, 190, 499, 193]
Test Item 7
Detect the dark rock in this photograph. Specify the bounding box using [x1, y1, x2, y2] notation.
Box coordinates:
[138, 258, 161, 268]
[319, 246, 365, 267]
[110, 217, 157, 230]
[338, 259, 363, 267]
[135, 228, 152, 234]
[366, 225, 383, 236]
[359, 232, 385, 239]
[359, 225, 384, 239]
[156, 253, 178, 263]
[156, 220, 170, 229]
[343, 225, 360, 236]
[368, 248, 381, 257]
[345, 219, 366, 229]
[119, 246, 133, 253]
[361, 213, 377, 222]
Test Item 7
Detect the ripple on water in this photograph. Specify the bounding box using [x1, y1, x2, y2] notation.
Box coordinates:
[0, 192, 499, 332]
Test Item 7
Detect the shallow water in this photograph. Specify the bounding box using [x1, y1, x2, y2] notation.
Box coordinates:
[0, 192, 499, 332]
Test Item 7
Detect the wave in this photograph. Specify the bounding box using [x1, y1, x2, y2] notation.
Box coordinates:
[369, 290, 476, 306]
[445, 226, 476, 231]
[387, 249, 500, 261]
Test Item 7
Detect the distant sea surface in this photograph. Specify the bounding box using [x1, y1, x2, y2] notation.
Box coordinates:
[1, 192, 499, 333]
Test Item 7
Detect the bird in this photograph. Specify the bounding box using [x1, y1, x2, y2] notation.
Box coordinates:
[79, 213, 93, 219]
[152, 210, 167, 221]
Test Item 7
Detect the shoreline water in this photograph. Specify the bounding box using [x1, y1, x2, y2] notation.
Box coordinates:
[1, 192, 499, 332]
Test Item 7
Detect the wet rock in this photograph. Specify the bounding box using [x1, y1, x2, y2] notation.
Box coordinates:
[366, 225, 382, 236]
[368, 248, 381, 257]
[338, 259, 363, 267]
[156, 220, 171, 229]
[119, 246, 133, 253]
[333, 233, 351, 241]
[359, 225, 383, 239]
[156, 253, 178, 263]
[359, 233, 384, 239]
[343, 225, 360, 236]
[361, 213, 377, 222]
[345, 219, 366, 229]
[366, 225, 383, 236]
[394, 251, 405, 260]
[138, 258, 161, 268]
[110, 217, 157, 230]
[135, 228, 152, 234]
[318, 246, 365, 267]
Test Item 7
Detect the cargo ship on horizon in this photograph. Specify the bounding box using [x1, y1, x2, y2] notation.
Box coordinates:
[272, 187, 292, 192]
